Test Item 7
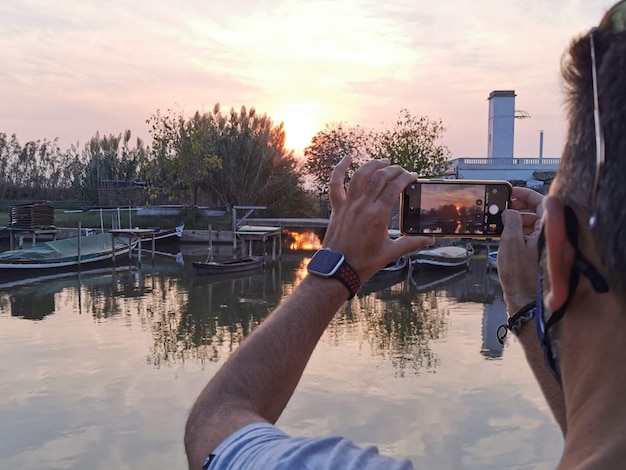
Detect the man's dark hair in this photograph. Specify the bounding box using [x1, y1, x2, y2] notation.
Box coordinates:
[557, 25, 626, 295]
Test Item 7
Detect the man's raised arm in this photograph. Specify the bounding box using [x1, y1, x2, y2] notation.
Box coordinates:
[184, 157, 434, 469]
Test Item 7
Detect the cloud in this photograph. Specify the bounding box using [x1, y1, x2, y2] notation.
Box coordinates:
[0, 0, 612, 156]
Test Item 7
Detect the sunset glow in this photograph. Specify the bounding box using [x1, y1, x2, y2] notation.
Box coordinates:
[274, 105, 320, 155]
[0, 1, 608, 158]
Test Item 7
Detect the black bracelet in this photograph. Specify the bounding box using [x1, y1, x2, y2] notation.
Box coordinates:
[496, 301, 537, 345]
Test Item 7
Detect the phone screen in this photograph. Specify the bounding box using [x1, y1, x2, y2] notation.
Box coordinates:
[401, 181, 511, 237]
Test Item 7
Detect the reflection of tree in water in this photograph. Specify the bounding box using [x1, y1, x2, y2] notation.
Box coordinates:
[145, 261, 299, 368]
[139, 258, 451, 373]
[327, 287, 449, 377]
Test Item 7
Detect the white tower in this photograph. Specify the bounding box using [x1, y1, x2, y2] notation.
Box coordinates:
[487, 90, 516, 159]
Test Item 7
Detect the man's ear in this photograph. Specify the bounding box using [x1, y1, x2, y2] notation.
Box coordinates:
[543, 196, 575, 311]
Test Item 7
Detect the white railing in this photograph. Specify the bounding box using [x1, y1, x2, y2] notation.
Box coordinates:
[454, 157, 560, 166]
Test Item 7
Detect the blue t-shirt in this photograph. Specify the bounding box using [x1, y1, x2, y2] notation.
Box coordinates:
[204, 422, 414, 469]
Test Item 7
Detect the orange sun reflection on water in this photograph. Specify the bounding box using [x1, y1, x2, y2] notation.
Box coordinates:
[288, 231, 322, 251]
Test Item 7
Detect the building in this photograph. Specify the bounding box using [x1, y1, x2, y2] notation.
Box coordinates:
[448, 90, 559, 192]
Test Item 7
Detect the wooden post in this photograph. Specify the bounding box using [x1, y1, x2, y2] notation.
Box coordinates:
[272, 235, 276, 261]
[111, 232, 116, 265]
[135, 235, 141, 264]
[232, 206, 237, 253]
[77, 222, 82, 268]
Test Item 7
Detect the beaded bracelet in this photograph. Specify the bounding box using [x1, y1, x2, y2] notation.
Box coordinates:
[496, 301, 537, 345]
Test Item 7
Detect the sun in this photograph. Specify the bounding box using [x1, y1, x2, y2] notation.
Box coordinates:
[274, 105, 319, 156]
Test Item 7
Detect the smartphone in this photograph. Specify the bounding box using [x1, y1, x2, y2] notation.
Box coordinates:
[400, 180, 512, 238]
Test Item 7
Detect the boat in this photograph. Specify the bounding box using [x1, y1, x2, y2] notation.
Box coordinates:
[411, 245, 474, 271]
[0, 265, 137, 291]
[411, 268, 469, 293]
[487, 251, 498, 270]
[192, 255, 265, 275]
[140, 221, 185, 245]
[370, 256, 409, 282]
[0, 233, 137, 270]
[358, 256, 410, 296]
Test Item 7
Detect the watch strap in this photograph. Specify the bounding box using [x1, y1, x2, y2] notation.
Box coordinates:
[335, 259, 361, 300]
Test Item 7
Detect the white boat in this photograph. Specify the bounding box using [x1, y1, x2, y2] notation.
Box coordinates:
[0, 233, 137, 270]
[411, 245, 474, 271]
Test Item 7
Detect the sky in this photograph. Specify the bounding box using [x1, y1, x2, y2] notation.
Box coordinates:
[0, 0, 615, 160]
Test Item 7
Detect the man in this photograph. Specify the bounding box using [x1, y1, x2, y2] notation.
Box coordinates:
[185, 2, 626, 467]
[498, 1, 626, 466]
[185, 157, 434, 469]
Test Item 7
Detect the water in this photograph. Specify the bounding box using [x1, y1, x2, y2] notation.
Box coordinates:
[0, 247, 563, 469]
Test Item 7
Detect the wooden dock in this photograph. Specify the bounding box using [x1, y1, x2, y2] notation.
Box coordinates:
[245, 218, 329, 229]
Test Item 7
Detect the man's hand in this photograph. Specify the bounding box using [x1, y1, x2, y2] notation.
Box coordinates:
[323, 157, 434, 283]
[498, 187, 544, 314]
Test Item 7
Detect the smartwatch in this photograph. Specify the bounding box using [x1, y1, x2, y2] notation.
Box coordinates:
[307, 248, 361, 299]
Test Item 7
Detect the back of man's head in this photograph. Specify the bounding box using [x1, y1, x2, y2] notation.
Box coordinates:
[556, 2, 626, 297]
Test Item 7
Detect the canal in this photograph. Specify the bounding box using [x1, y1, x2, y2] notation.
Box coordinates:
[0, 244, 562, 469]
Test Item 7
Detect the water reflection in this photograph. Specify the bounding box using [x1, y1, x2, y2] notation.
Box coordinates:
[350, 289, 447, 376]
[0, 250, 507, 373]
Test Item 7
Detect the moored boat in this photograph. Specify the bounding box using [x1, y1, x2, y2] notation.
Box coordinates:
[487, 251, 498, 270]
[358, 256, 410, 296]
[0, 233, 137, 270]
[369, 256, 409, 282]
[192, 256, 265, 275]
[411, 268, 469, 293]
[411, 245, 474, 271]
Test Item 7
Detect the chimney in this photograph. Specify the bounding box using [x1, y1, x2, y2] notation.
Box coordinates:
[487, 90, 516, 159]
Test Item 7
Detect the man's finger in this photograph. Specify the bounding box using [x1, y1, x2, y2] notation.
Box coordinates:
[328, 156, 351, 207]
[500, 209, 526, 259]
[520, 212, 538, 236]
[347, 158, 390, 198]
[511, 187, 544, 212]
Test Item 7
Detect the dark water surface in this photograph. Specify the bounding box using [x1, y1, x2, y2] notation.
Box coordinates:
[0, 246, 562, 469]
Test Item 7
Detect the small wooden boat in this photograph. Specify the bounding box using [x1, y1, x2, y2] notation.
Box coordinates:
[0, 233, 137, 270]
[192, 255, 265, 275]
[411, 245, 473, 271]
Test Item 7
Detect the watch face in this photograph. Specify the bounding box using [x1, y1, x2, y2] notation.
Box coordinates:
[307, 249, 345, 277]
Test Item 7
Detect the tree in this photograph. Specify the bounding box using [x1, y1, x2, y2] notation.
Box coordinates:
[145, 109, 221, 205]
[369, 110, 450, 177]
[143, 104, 313, 216]
[207, 104, 312, 216]
[0, 133, 70, 201]
[303, 123, 369, 193]
[78, 130, 145, 203]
